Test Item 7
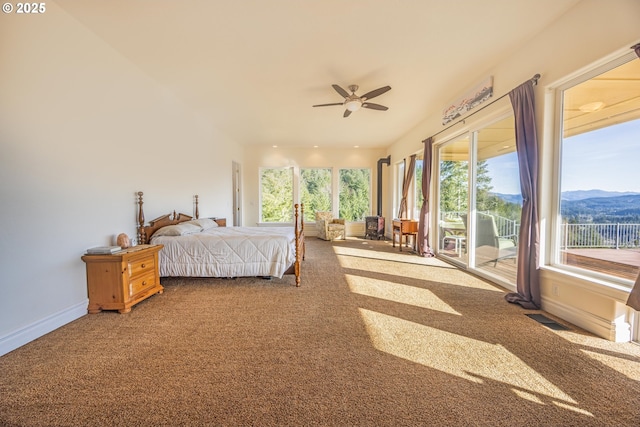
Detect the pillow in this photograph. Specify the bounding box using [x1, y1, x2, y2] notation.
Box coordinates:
[184, 218, 218, 230]
[153, 222, 202, 237]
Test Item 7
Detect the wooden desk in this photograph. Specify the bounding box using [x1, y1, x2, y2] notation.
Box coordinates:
[392, 219, 418, 252]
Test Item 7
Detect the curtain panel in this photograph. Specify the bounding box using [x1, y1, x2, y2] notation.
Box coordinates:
[397, 154, 417, 218]
[504, 80, 541, 309]
[417, 138, 435, 257]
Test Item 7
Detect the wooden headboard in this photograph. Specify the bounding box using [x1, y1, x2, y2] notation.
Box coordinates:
[136, 192, 198, 244]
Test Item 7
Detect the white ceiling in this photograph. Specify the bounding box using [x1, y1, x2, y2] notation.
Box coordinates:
[57, 0, 580, 149]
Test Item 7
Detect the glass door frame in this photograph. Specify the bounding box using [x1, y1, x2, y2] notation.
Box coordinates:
[434, 107, 519, 290]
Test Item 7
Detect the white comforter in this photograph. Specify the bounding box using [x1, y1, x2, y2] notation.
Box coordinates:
[150, 226, 296, 278]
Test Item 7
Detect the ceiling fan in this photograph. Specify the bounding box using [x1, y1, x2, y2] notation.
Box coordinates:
[313, 84, 391, 118]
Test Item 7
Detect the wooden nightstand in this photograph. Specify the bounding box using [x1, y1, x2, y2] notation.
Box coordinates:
[81, 244, 164, 314]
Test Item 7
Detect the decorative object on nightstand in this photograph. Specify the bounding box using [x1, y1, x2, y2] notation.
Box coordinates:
[116, 233, 131, 249]
[81, 244, 164, 314]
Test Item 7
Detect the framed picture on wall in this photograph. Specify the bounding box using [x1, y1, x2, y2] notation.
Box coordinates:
[442, 76, 493, 125]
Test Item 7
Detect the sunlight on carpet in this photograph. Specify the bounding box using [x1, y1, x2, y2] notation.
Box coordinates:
[332, 243, 450, 266]
[346, 274, 461, 315]
[358, 308, 594, 417]
[581, 350, 640, 381]
[336, 250, 504, 292]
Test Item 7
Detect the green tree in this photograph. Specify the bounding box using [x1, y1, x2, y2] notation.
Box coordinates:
[439, 160, 469, 215]
[414, 161, 424, 212]
[301, 168, 332, 223]
[339, 168, 370, 221]
[261, 168, 293, 222]
[475, 160, 495, 212]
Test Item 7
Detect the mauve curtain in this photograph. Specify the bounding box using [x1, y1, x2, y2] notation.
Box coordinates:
[417, 138, 435, 257]
[397, 154, 417, 218]
[626, 44, 640, 310]
[504, 80, 541, 309]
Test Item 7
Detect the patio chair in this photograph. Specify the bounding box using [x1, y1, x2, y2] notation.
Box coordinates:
[475, 212, 517, 266]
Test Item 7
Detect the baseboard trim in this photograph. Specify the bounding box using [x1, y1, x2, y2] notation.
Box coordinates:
[542, 297, 631, 342]
[0, 301, 87, 357]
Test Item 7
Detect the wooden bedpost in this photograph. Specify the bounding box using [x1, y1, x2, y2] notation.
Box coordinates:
[137, 191, 146, 245]
[195, 194, 199, 219]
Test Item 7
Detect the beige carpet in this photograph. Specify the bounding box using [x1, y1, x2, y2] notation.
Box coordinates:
[1, 237, 640, 426]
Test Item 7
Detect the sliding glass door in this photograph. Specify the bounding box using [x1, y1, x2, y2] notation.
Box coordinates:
[438, 115, 520, 286]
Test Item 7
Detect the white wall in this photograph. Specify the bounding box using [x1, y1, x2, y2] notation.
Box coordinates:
[0, 3, 241, 355]
[385, 0, 640, 341]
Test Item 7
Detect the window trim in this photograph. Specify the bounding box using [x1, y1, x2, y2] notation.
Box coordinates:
[258, 166, 294, 224]
[548, 49, 639, 288]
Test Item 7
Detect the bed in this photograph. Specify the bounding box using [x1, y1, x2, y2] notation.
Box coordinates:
[135, 192, 305, 286]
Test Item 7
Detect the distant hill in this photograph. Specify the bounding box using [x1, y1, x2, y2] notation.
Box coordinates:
[492, 193, 522, 205]
[561, 190, 640, 201]
[491, 190, 640, 223]
[493, 190, 640, 205]
[561, 194, 640, 223]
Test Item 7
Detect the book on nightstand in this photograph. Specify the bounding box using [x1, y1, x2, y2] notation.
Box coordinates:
[86, 246, 121, 255]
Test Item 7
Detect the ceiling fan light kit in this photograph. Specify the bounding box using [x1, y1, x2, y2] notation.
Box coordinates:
[313, 83, 391, 117]
[345, 98, 362, 111]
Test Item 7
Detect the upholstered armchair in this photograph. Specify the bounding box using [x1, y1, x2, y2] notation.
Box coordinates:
[315, 211, 346, 241]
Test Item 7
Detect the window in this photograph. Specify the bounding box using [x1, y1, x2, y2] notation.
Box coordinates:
[260, 167, 293, 223]
[300, 168, 332, 223]
[555, 55, 640, 281]
[259, 167, 370, 225]
[414, 154, 423, 219]
[396, 156, 422, 219]
[395, 161, 405, 217]
[339, 168, 371, 221]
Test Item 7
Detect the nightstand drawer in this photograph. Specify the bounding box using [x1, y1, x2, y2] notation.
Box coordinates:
[130, 271, 157, 296]
[128, 257, 155, 278]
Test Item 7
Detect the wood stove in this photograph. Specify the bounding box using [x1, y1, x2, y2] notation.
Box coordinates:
[365, 216, 385, 240]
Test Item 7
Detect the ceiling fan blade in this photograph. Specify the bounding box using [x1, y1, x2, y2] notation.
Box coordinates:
[332, 84, 350, 98]
[361, 86, 391, 101]
[312, 103, 344, 107]
[343, 109, 352, 118]
[362, 102, 388, 111]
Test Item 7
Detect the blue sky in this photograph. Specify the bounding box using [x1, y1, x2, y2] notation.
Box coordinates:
[561, 119, 640, 193]
[485, 152, 520, 195]
[486, 119, 640, 195]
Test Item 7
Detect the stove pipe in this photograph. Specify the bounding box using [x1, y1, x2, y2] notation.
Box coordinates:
[376, 155, 390, 217]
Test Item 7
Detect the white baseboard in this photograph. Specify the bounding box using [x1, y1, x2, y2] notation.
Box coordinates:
[542, 296, 631, 342]
[0, 300, 87, 357]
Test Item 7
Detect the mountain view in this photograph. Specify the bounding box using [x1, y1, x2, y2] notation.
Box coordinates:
[561, 190, 640, 201]
[493, 190, 640, 223]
